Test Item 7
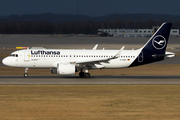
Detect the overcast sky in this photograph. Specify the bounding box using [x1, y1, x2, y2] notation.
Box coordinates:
[0, 0, 180, 16]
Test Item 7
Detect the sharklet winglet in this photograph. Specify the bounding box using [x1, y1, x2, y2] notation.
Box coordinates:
[115, 46, 125, 58]
[92, 44, 98, 50]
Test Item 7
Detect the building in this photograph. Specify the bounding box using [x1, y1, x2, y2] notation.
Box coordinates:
[98, 26, 179, 37]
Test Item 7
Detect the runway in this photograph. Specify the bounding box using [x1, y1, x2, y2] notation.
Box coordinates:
[0, 75, 180, 85]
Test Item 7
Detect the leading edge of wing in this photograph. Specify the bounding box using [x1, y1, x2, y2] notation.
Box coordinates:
[76, 58, 110, 64]
[76, 46, 125, 65]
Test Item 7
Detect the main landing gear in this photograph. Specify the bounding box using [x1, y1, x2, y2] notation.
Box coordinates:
[79, 70, 90, 78]
[24, 68, 28, 77]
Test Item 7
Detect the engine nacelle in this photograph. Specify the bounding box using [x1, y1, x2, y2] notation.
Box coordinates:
[57, 62, 75, 75]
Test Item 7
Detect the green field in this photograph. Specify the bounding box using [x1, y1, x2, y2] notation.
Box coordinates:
[0, 85, 180, 120]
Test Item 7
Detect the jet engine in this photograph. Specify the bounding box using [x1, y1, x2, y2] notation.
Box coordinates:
[56, 62, 75, 75]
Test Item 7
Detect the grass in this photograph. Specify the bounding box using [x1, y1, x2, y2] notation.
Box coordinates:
[0, 85, 180, 120]
[0, 64, 180, 75]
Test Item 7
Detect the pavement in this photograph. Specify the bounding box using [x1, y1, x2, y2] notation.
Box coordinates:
[0, 75, 180, 85]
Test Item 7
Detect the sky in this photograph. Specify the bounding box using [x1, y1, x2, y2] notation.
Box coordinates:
[0, 0, 180, 16]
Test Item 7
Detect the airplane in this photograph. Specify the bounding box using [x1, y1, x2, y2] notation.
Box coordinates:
[2, 22, 175, 78]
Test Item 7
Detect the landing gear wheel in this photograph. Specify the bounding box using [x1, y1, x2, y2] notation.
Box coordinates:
[24, 68, 29, 77]
[79, 72, 84, 77]
[84, 73, 90, 78]
[24, 73, 28, 77]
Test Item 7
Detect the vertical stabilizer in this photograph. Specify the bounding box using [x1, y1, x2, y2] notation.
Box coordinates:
[130, 23, 172, 67]
[142, 22, 172, 54]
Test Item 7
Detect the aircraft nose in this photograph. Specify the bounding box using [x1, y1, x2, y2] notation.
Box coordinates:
[2, 57, 9, 66]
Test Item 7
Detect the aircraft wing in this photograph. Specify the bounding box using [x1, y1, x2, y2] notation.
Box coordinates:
[76, 58, 109, 64]
[76, 46, 125, 65]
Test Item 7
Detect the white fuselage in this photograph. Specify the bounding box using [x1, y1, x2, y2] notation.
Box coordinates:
[3, 49, 141, 69]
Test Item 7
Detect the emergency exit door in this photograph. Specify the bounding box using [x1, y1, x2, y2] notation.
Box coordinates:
[24, 51, 30, 62]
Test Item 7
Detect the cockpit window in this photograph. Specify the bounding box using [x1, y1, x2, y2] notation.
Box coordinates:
[9, 54, 18, 57]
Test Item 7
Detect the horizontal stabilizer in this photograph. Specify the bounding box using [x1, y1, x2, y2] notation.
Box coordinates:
[152, 52, 175, 58]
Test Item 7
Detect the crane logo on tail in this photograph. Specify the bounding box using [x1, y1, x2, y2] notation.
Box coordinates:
[152, 35, 166, 50]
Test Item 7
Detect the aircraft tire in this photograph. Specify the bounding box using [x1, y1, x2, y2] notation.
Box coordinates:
[79, 72, 84, 77]
[24, 73, 28, 77]
[84, 73, 90, 78]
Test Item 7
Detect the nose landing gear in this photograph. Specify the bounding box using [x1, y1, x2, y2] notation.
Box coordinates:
[24, 68, 28, 77]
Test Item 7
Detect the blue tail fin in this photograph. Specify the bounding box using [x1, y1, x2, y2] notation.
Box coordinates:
[130, 23, 172, 67]
[142, 22, 172, 54]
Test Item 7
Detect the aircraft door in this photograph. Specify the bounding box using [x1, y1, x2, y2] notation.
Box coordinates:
[24, 51, 30, 62]
[138, 52, 143, 63]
